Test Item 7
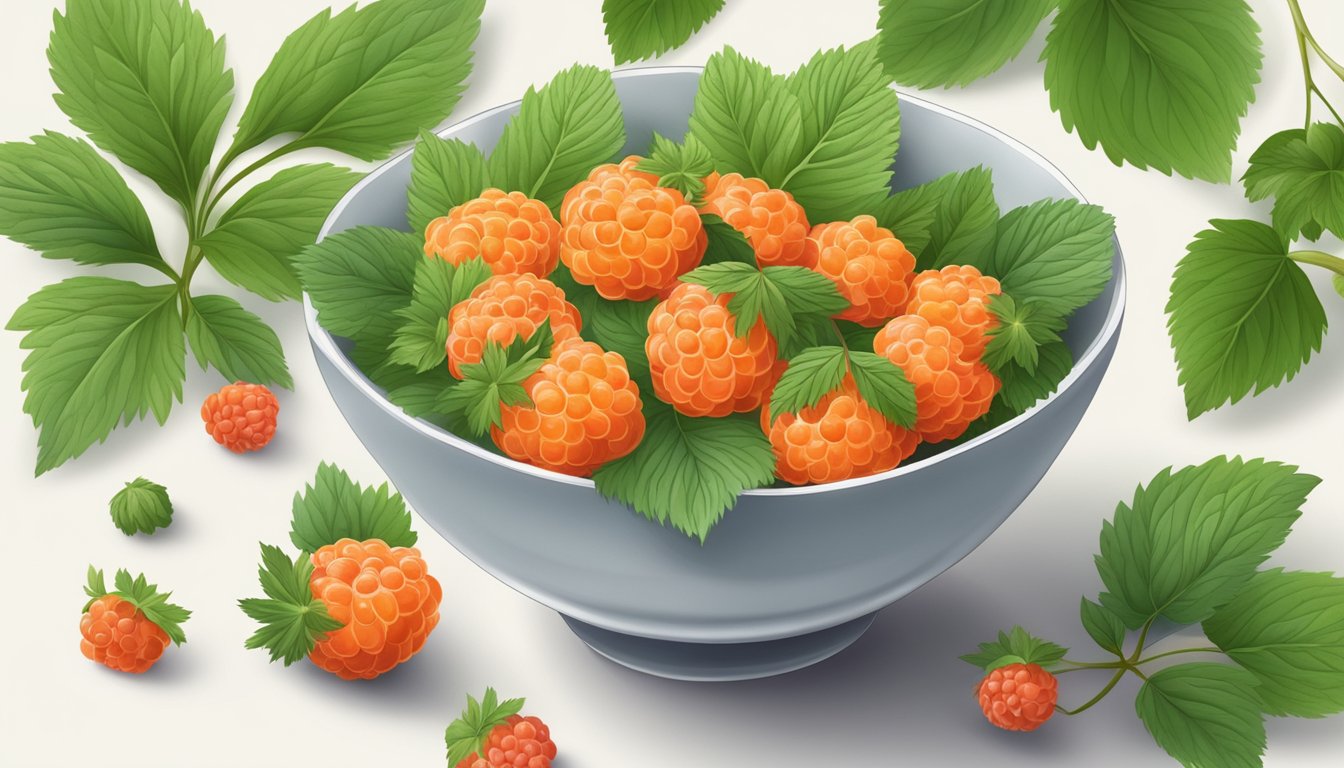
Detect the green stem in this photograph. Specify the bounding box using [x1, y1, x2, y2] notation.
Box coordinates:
[1289, 0, 1315, 128]
[1289, 0, 1344, 94]
[1057, 668, 1126, 716]
[1129, 617, 1155, 663]
[201, 142, 298, 225]
[1291, 250, 1344, 276]
[1134, 646, 1222, 665]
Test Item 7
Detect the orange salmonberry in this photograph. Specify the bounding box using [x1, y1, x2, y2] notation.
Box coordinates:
[809, 215, 916, 326]
[873, 315, 999, 443]
[646, 282, 782, 417]
[201, 382, 279, 453]
[307, 538, 442, 681]
[906, 265, 1002, 359]
[446, 273, 583, 379]
[762, 375, 921, 485]
[493, 339, 646, 477]
[560, 158, 706, 300]
[701, 172, 812, 267]
[458, 715, 558, 768]
[977, 663, 1058, 732]
[424, 189, 561, 277]
[80, 595, 169, 674]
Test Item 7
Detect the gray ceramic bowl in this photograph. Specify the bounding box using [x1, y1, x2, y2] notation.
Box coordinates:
[306, 67, 1126, 681]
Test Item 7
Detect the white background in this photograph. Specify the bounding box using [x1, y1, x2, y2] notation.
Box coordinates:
[2, 1, 1343, 765]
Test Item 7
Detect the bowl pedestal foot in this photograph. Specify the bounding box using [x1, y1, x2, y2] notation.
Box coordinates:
[561, 612, 878, 681]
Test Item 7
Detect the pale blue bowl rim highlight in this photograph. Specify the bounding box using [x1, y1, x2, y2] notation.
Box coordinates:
[304, 65, 1128, 498]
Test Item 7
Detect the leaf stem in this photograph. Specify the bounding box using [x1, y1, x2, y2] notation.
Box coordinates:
[1291, 249, 1344, 276]
[1057, 668, 1126, 716]
[1289, 0, 1315, 128]
[201, 142, 298, 225]
[1128, 617, 1156, 662]
[1133, 646, 1221, 665]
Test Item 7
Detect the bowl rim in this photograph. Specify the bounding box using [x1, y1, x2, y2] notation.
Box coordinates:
[304, 65, 1128, 496]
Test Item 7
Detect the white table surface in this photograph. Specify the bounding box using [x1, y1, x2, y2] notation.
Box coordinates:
[3, 1, 1342, 765]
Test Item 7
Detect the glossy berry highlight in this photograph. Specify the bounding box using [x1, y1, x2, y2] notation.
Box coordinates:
[424, 189, 561, 277]
[701, 172, 812, 267]
[446, 273, 583, 378]
[906, 265, 1002, 358]
[874, 315, 998, 443]
[809, 214, 916, 326]
[201, 382, 279, 453]
[977, 663, 1058, 732]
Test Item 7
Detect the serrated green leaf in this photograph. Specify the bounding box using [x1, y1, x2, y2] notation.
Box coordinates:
[965, 198, 1114, 316]
[983, 294, 1068, 374]
[1242, 123, 1344, 242]
[289, 462, 417, 553]
[913, 166, 998, 270]
[199, 164, 362, 302]
[48, 0, 233, 207]
[389, 256, 493, 372]
[594, 401, 775, 541]
[689, 46, 803, 187]
[585, 298, 657, 378]
[227, 0, 483, 163]
[488, 64, 626, 211]
[988, 339, 1072, 416]
[1135, 663, 1266, 768]
[1204, 569, 1344, 718]
[960, 626, 1067, 671]
[637, 133, 715, 202]
[683, 263, 849, 347]
[185, 294, 292, 388]
[1080, 597, 1126, 657]
[1095, 457, 1318, 628]
[1043, 0, 1262, 182]
[1166, 219, 1326, 419]
[837, 320, 880, 352]
[438, 331, 551, 436]
[239, 544, 343, 666]
[602, 0, 725, 64]
[847, 351, 917, 428]
[445, 688, 527, 765]
[110, 568, 191, 645]
[0, 132, 166, 272]
[406, 130, 490, 234]
[877, 0, 1055, 88]
[768, 347, 848, 420]
[7, 278, 184, 475]
[778, 42, 901, 221]
[109, 478, 174, 536]
[700, 214, 758, 265]
[295, 226, 421, 351]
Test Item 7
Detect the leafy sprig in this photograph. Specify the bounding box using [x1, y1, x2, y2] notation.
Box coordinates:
[84, 566, 191, 645]
[238, 544, 343, 666]
[444, 688, 527, 765]
[108, 477, 174, 536]
[2, 0, 485, 473]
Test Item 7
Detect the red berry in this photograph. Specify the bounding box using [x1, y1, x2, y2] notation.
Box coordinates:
[458, 715, 557, 768]
[977, 663, 1058, 732]
[201, 382, 279, 453]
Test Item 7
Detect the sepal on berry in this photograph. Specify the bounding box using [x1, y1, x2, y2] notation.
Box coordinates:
[961, 626, 1068, 673]
[445, 688, 526, 766]
[438, 320, 555, 435]
[238, 543, 343, 666]
[680, 262, 848, 346]
[84, 566, 191, 645]
[769, 346, 916, 428]
[983, 294, 1068, 375]
[636, 132, 715, 204]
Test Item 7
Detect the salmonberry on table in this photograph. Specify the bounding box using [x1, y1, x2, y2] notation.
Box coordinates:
[809, 214, 917, 326]
[646, 282, 783, 418]
[80, 567, 189, 674]
[701, 172, 813, 268]
[201, 381, 279, 453]
[873, 315, 998, 443]
[446, 273, 583, 379]
[977, 663, 1059, 732]
[446, 688, 557, 768]
[906, 265, 1002, 359]
[560, 156, 706, 300]
[494, 338, 646, 477]
[424, 188, 561, 277]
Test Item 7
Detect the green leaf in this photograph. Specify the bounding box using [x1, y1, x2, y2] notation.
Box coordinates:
[960, 626, 1067, 672]
[911, 167, 998, 271]
[688, 46, 803, 187]
[992, 339, 1072, 415]
[488, 64, 626, 211]
[983, 294, 1068, 375]
[406, 130, 490, 234]
[108, 478, 174, 536]
[438, 328, 554, 436]
[444, 688, 527, 766]
[637, 132, 716, 202]
[594, 400, 776, 541]
[7, 278, 184, 475]
[1166, 219, 1326, 419]
[186, 295, 292, 388]
[0, 132, 165, 272]
[681, 263, 849, 346]
[239, 544, 343, 666]
[837, 319, 881, 352]
[768, 347, 848, 420]
[295, 226, 421, 350]
[389, 256, 493, 372]
[1043, 0, 1262, 182]
[228, 0, 483, 162]
[848, 351, 917, 428]
[1095, 457, 1318, 628]
[602, 0, 725, 64]
[966, 198, 1114, 316]
[585, 298, 658, 378]
[199, 164, 361, 302]
[48, 0, 233, 207]
[877, 0, 1055, 88]
[289, 462, 418, 553]
[1204, 569, 1344, 718]
[1080, 597, 1126, 657]
[1135, 663, 1266, 768]
[1242, 123, 1344, 242]
[700, 214, 758, 265]
[108, 569, 191, 646]
[778, 42, 901, 221]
